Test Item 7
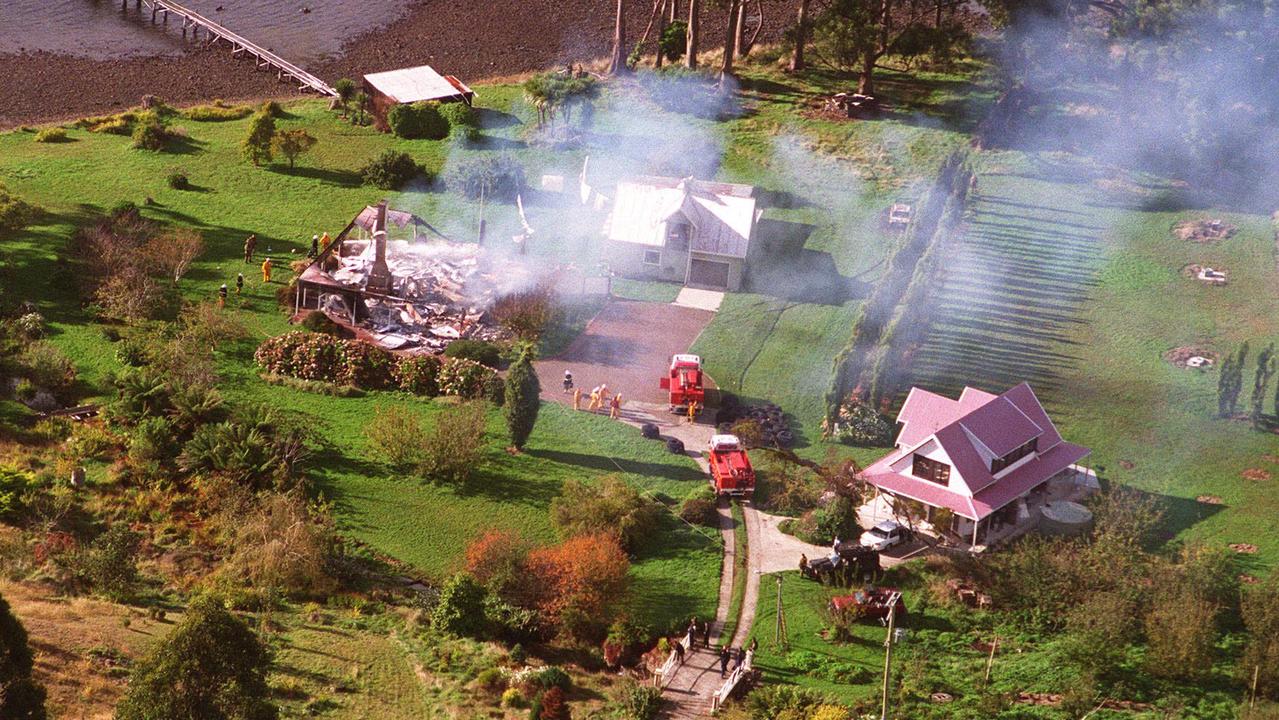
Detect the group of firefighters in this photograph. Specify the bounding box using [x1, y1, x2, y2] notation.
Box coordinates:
[561, 370, 701, 423]
[218, 231, 331, 308]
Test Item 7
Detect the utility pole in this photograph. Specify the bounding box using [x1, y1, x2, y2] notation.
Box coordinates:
[880, 602, 897, 720]
[773, 574, 788, 648]
[982, 636, 998, 688]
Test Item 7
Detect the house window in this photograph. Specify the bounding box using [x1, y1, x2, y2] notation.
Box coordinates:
[666, 222, 690, 252]
[912, 455, 951, 485]
[643, 250, 662, 266]
[991, 437, 1038, 474]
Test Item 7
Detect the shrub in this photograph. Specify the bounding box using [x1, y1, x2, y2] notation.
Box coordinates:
[679, 497, 718, 527]
[444, 339, 502, 368]
[502, 688, 526, 708]
[551, 477, 660, 552]
[619, 682, 662, 720]
[419, 401, 487, 485]
[91, 117, 131, 135]
[1242, 573, 1279, 699]
[527, 534, 630, 640]
[116, 597, 276, 720]
[393, 354, 442, 396]
[439, 102, 481, 141]
[361, 150, 419, 190]
[19, 341, 77, 401]
[0, 467, 34, 522]
[445, 154, 525, 201]
[77, 525, 141, 601]
[491, 284, 558, 342]
[260, 100, 284, 118]
[270, 128, 318, 169]
[438, 356, 498, 399]
[0, 184, 36, 234]
[365, 403, 428, 471]
[431, 572, 488, 637]
[476, 667, 507, 694]
[537, 687, 569, 720]
[241, 110, 275, 165]
[300, 311, 340, 336]
[34, 127, 68, 143]
[745, 685, 828, 720]
[1144, 575, 1219, 681]
[829, 398, 894, 446]
[387, 101, 449, 140]
[226, 491, 336, 599]
[178, 422, 276, 486]
[812, 495, 859, 545]
[509, 644, 528, 664]
[333, 339, 396, 389]
[165, 170, 190, 190]
[484, 594, 541, 642]
[131, 121, 168, 151]
[658, 20, 687, 61]
[184, 101, 252, 121]
[465, 529, 532, 598]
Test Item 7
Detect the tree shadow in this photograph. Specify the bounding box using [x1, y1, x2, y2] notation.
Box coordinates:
[524, 448, 706, 484]
[475, 108, 523, 131]
[267, 164, 362, 187]
[748, 219, 866, 305]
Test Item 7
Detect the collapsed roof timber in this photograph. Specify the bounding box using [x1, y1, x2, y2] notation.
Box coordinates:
[292, 201, 536, 352]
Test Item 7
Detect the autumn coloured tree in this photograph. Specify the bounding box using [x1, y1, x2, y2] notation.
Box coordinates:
[465, 528, 533, 600]
[528, 533, 630, 638]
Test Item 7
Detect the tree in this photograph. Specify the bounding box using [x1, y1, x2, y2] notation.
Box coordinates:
[490, 283, 557, 341]
[721, 0, 741, 76]
[78, 525, 141, 601]
[333, 78, 356, 117]
[789, 0, 812, 71]
[686, 0, 701, 67]
[1252, 343, 1275, 429]
[1143, 572, 1219, 681]
[270, 129, 317, 170]
[352, 92, 370, 125]
[528, 533, 630, 638]
[0, 591, 47, 720]
[242, 110, 276, 166]
[503, 345, 541, 450]
[465, 529, 532, 600]
[812, 0, 965, 96]
[116, 597, 277, 720]
[431, 572, 489, 637]
[142, 228, 203, 286]
[227, 491, 335, 600]
[538, 687, 571, 720]
[609, 0, 630, 75]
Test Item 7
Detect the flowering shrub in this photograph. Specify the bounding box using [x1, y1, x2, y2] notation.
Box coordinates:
[439, 356, 496, 399]
[256, 333, 500, 400]
[394, 354, 442, 396]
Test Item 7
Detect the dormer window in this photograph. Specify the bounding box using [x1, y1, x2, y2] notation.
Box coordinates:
[991, 438, 1038, 474]
[912, 455, 950, 484]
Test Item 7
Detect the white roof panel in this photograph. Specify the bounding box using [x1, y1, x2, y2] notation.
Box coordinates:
[364, 65, 469, 104]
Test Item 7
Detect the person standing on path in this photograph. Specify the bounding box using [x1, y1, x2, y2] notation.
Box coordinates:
[687, 618, 699, 646]
[572, 387, 582, 411]
[244, 234, 257, 263]
[261, 257, 273, 283]
[719, 647, 731, 677]
[687, 400, 699, 424]
[563, 370, 574, 394]
[308, 234, 320, 258]
[235, 273, 244, 295]
[609, 392, 622, 419]
[702, 620, 712, 647]
[217, 283, 227, 309]
[674, 639, 685, 665]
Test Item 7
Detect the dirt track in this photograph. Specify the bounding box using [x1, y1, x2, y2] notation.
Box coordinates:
[3, 0, 799, 129]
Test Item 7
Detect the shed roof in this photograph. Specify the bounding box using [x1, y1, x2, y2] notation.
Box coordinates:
[363, 65, 473, 104]
[607, 176, 758, 258]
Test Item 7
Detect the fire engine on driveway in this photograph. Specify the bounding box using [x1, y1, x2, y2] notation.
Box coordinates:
[707, 434, 755, 497]
[659, 354, 705, 413]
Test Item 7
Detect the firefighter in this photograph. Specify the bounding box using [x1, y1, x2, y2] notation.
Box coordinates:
[589, 384, 606, 412]
[562, 370, 574, 394]
[261, 257, 273, 283]
[609, 393, 622, 419]
[572, 387, 582, 411]
[320, 231, 331, 251]
[308, 234, 320, 258]
[217, 283, 228, 308]
[243, 234, 257, 263]
[687, 400, 699, 423]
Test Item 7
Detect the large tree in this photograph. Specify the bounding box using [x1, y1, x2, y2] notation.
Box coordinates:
[720, 0, 741, 76]
[609, 0, 630, 75]
[0, 592, 47, 720]
[788, 0, 812, 71]
[116, 597, 277, 720]
[503, 345, 541, 450]
[685, 0, 701, 67]
[811, 0, 965, 96]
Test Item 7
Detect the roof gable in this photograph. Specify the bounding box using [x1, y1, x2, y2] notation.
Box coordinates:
[606, 176, 758, 257]
[956, 396, 1043, 458]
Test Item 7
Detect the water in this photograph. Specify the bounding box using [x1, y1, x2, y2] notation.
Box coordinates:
[0, 0, 413, 64]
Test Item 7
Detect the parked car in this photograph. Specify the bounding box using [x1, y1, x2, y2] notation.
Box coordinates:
[859, 520, 910, 551]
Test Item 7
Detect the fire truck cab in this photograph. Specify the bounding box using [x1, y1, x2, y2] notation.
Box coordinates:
[708, 434, 755, 497]
[659, 353, 705, 412]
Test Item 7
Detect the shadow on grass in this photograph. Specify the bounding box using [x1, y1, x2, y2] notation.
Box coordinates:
[267, 164, 362, 187]
[750, 219, 867, 306]
[525, 448, 706, 484]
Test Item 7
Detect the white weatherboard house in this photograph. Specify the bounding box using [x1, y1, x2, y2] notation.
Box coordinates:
[604, 176, 762, 291]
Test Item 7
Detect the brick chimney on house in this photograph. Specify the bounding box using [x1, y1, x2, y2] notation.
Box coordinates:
[366, 201, 394, 294]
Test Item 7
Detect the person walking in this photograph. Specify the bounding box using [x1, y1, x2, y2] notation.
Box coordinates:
[217, 283, 228, 309]
[261, 257, 273, 283]
[572, 387, 583, 411]
[673, 639, 685, 665]
[235, 273, 244, 295]
[719, 646, 731, 677]
[609, 392, 622, 420]
[308, 234, 320, 258]
[243, 234, 257, 263]
[702, 619, 712, 647]
[562, 370, 574, 394]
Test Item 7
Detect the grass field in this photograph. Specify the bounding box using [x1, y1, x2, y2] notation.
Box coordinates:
[902, 152, 1279, 568]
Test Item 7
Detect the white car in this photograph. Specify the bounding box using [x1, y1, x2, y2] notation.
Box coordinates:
[859, 521, 909, 551]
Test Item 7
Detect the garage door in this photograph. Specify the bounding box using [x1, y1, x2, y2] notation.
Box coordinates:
[688, 259, 731, 289]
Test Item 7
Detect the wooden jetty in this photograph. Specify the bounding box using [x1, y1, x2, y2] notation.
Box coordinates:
[115, 0, 336, 96]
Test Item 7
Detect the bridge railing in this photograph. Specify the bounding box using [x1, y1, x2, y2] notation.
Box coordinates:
[652, 631, 694, 689]
[710, 649, 754, 713]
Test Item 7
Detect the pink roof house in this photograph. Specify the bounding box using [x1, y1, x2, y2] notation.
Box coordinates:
[860, 383, 1091, 547]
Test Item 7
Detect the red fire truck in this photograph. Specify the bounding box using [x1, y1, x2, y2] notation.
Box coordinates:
[708, 434, 755, 496]
[659, 353, 705, 412]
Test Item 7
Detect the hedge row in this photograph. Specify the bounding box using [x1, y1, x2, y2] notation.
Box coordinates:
[255, 332, 502, 402]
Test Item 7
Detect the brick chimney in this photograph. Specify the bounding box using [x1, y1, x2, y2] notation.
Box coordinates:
[366, 201, 394, 294]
